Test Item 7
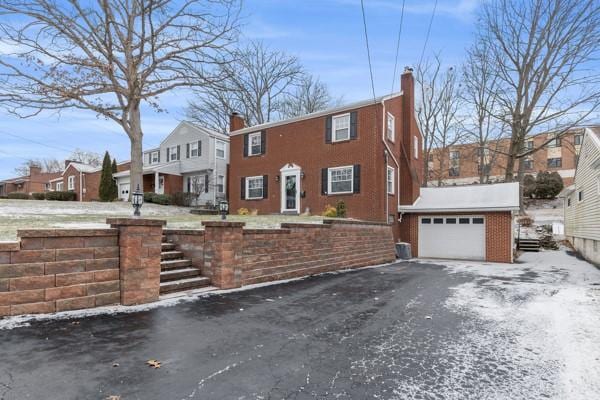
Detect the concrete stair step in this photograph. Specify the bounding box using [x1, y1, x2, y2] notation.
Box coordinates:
[161, 259, 193, 270]
[160, 267, 200, 282]
[161, 242, 176, 251]
[161, 250, 184, 261]
[159, 276, 211, 294]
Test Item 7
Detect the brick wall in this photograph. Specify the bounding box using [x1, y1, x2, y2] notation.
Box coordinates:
[0, 229, 120, 317]
[398, 211, 513, 263]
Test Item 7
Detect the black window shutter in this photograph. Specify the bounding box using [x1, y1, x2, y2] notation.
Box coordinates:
[187, 177, 191, 192]
[262, 175, 268, 198]
[261, 130, 266, 154]
[350, 111, 358, 139]
[177, 145, 181, 160]
[325, 116, 332, 143]
[240, 177, 246, 199]
[166, 147, 170, 161]
[353, 164, 361, 193]
[243, 134, 249, 157]
[148, 153, 151, 164]
[186, 143, 190, 158]
[204, 175, 209, 193]
[321, 168, 328, 195]
[198, 140, 202, 157]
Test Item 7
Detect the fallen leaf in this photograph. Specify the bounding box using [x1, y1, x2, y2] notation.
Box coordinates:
[146, 359, 161, 369]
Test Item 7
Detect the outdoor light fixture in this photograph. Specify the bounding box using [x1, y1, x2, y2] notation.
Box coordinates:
[132, 184, 143, 217]
[219, 200, 229, 220]
[275, 175, 280, 182]
[300, 171, 305, 179]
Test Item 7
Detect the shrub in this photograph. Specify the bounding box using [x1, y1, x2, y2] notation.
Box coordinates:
[170, 192, 196, 207]
[45, 191, 76, 201]
[151, 194, 171, 205]
[32, 192, 46, 200]
[143, 192, 156, 203]
[517, 215, 534, 227]
[7, 192, 30, 200]
[534, 171, 564, 199]
[237, 207, 249, 215]
[98, 151, 114, 201]
[322, 204, 337, 217]
[335, 201, 347, 218]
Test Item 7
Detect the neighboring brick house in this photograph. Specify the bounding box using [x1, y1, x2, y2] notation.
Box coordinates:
[228, 69, 423, 239]
[113, 121, 229, 204]
[49, 160, 130, 201]
[0, 165, 61, 196]
[429, 127, 590, 187]
[562, 126, 600, 265]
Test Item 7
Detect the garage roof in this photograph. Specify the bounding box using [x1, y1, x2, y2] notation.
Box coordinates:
[398, 182, 520, 213]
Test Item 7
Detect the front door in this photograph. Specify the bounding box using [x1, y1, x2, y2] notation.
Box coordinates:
[281, 170, 300, 213]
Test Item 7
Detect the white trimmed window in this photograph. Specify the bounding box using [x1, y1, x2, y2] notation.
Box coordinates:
[246, 176, 263, 199]
[67, 175, 75, 191]
[151, 151, 159, 164]
[386, 112, 395, 141]
[217, 175, 225, 194]
[56, 182, 63, 191]
[413, 136, 419, 159]
[249, 132, 262, 156]
[387, 166, 395, 194]
[332, 113, 350, 142]
[169, 146, 177, 161]
[328, 166, 353, 194]
[216, 140, 226, 159]
[190, 142, 199, 157]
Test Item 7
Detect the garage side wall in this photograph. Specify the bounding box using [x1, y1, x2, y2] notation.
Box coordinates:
[398, 211, 513, 263]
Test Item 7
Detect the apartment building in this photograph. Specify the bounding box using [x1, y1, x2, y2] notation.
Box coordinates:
[113, 121, 229, 204]
[428, 127, 590, 186]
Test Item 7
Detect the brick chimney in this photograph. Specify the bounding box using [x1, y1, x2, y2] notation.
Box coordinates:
[29, 165, 42, 176]
[230, 112, 246, 132]
[400, 66, 422, 204]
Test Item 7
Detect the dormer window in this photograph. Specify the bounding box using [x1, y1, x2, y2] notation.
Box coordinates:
[332, 113, 350, 142]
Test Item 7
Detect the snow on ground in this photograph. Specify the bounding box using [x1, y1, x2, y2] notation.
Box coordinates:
[420, 249, 600, 399]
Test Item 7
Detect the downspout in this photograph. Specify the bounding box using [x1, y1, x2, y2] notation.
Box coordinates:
[213, 136, 217, 206]
[79, 171, 83, 202]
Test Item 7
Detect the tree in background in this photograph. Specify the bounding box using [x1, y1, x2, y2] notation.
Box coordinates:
[187, 40, 332, 132]
[523, 174, 537, 198]
[14, 158, 62, 176]
[534, 172, 564, 199]
[68, 149, 102, 168]
[0, 0, 240, 196]
[110, 159, 119, 201]
[98, 152, 114, 202]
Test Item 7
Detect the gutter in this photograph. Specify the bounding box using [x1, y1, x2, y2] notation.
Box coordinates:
[397, 207, 521, 213]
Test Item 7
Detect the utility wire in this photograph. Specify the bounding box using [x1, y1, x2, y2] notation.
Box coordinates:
[0, 130, 73, 153]
[360, 0, 377, 102]
[417, 0, 438, 68]
[390, 0, 406, 95]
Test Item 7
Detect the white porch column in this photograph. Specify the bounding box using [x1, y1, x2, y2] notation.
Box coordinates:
[154, 171, 159, 194]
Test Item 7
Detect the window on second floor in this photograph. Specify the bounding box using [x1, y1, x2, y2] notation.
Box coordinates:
[450, 150, 460, 160]
[547, 158, 562, 168]
[190, 142, 199, 157]
[523, 159, 534, 170]
[67, 175, 75, 191]
[216, 140, 226, 159]
[249, 132, 262, 156]
[526, 140, 534, 150]
[332, 113, 350, 142]
[151, 151, 159, 164]
[548, 135, 561, 147]
[386, 112, 395, 142]
[387, 166, 395, 195]
[574, 134, 582, 145]
[169, 146, 178, 161]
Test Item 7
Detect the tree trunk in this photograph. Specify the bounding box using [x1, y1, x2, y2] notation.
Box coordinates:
[423, 156, 429, 187]
[128, 103, 144, 199]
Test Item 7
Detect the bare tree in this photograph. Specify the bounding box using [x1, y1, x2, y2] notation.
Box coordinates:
[416, 55, 465, 186]
[68, 148, 102, 167]
[461, 42, 509, 184]
[187, 40, 303, 132]
[280, 75, 335, 119]
[14, 158, 62, 176]
[0, 0, 239, 193]
[475, 0, 600, 191]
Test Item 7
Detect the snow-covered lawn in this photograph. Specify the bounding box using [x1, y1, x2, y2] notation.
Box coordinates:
[0, 199, 323, 241]
[421, 249, 600, 399]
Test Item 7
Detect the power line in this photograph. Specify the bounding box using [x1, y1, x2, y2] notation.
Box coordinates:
[360, 0, 377, 102]
[0, 130, 73, 153]
[390, 0, 406, 95]
[417, 0, 438, 68]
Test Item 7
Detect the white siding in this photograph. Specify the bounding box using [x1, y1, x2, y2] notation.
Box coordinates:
[564, 129, 600, 241]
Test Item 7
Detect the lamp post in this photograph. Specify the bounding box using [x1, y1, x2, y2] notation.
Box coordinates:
[219, 200, 229, 220]
[132, 184, 144, 217]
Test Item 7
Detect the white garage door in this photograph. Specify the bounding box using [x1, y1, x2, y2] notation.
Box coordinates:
[119, 183, 130, 201]
[419, 216, 486, 260]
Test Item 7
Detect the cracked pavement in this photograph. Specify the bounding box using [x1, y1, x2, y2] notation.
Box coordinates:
[1, 250, 599, 399]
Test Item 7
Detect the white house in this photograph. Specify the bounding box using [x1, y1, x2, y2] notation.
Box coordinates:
[114, 121, 229, 205]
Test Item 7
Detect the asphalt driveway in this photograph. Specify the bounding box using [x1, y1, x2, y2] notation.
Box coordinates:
[1, 250, 599, 399]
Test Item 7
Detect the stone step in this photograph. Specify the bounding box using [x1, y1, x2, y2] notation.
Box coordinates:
[161, 259, 193, 270]
[160, 267, 200, 282]
[161, 242, 176, 251]
[161, 250, 184, 261]
[159, 276, 211, 294]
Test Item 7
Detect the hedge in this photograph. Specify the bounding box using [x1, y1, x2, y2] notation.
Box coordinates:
[45, 191, 77, 201]
[32, 192, 46, 200]
[170, 192, 196, 207]
[7, 192, 31, 200]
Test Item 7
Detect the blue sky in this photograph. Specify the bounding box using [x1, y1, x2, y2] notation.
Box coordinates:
[0, 0, 479, 179]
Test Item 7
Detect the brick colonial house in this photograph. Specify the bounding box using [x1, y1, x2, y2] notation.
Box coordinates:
[429, 127, 591, 187]
[228, 69, 518, 262]
[0, 165, 61, 196]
